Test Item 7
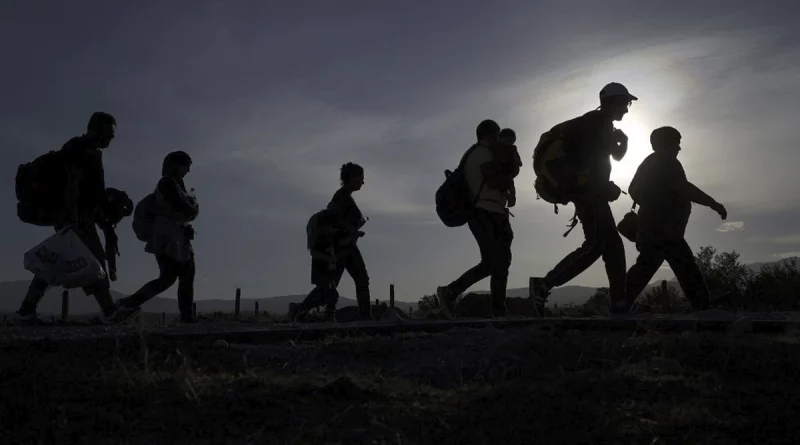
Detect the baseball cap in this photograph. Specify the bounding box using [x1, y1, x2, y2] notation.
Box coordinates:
[599, 82, 638, 101]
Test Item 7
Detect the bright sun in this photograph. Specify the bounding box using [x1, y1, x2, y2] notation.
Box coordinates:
[611, 113, 652, 187]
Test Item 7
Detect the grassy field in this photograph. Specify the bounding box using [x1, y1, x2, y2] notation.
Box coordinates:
[2, 324, 800, 444]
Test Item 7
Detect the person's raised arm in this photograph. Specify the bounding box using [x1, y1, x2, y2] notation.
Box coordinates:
[609, 129, 628, 161]
[674, 181, 727, 219]
[157, 177, 195, 214]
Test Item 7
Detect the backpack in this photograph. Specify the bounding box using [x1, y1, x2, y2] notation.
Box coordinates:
[306, 210, 327, 250]
[15, 150, 70, 226]
[532, 117, 588, 212]
[131, 193, 157, 242]
[435, 144, 483, 228]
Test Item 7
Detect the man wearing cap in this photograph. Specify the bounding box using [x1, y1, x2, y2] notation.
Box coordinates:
[624, 126, 727, 312]
[530, 82, 638, 315]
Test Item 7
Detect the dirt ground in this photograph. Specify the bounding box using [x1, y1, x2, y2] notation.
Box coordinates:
[2, 323, 800, 444]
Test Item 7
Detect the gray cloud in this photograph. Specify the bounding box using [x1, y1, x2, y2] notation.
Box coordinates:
[0, 2, 797, 302]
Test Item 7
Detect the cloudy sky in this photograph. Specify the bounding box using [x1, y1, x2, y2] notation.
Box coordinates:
[1, 0, 798, 304]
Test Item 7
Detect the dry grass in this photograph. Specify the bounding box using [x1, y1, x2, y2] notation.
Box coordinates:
[2, 324, 800, 444]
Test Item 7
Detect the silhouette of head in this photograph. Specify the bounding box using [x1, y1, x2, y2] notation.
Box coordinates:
[650, 126, 682, 157]
[599, 83, 637, 122]
[340, 162, 364, 191]
[87, 112, 116, 149]
[499, 128, 516, 144]
[162, 151, 193, 178]
[476, 119, 501, 143]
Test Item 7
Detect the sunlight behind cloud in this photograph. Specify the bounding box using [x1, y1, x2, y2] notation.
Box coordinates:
[717, 221, 746, 232]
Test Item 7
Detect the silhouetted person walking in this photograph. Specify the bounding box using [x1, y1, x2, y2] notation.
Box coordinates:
[327, 163, 372, 320]
[624, 126, 727, 312]
[119, 151, 199, 322]
[14, 112, 138, 324]
[530, 83, 637, 316]
[437, 119, 521, 319]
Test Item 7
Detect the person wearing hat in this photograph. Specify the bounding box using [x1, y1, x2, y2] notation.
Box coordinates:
[623, 126, 727, 312]
[530, 82, 638, 315]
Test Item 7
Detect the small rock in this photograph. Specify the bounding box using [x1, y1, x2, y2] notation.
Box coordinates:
[214, 339, 229, 348]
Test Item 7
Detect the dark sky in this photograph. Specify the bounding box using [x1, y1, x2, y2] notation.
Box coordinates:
[1, 1, 798, 302]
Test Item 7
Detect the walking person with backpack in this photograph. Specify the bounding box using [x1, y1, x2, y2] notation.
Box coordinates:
[117, 151, 199, 322]
[529, 83, 638, 316]
[326, 162, 372, 321]
[622, 126, 727, 312]
[13, 112, 139, 324]
[288, 209, 342, 322]
[435, 119, 521, 319]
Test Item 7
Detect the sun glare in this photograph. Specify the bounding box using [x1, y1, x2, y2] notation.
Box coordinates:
[611, 112, 652, 187]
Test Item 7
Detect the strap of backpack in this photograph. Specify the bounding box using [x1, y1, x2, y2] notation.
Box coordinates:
[562, 208, 579, 238]
[456, 143, 480, 171]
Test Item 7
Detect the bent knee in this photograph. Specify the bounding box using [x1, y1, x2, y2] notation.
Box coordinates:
[489, 251, 512, 272]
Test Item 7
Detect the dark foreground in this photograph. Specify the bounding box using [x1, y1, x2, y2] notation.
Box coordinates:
[2, 323, 799, 445]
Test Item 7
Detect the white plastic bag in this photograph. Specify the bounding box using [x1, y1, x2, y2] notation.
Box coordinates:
[23, 227, 107, 288]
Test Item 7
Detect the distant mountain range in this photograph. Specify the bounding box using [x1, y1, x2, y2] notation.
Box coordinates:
[1, 257, 795, 316]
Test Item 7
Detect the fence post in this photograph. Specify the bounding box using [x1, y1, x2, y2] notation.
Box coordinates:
[162, 312, 166, 325]
[61, 290, 69, 323]
[409, 306, 413, 318]
[235, 288, 241, 319]
[255, 301, 259, 318]
[389, 284, 395, 308]
[192, 302, 197, 318]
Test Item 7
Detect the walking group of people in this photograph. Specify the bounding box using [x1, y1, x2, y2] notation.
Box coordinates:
[294, 81, 728, 322]
[433, 82, 728, 319]
[11, 81, 728, 325]
[13, 112, 199, 325]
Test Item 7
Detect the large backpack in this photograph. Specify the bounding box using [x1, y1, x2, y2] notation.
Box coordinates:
[306, 210, 327, 250]
[15, 150, 70, 226]
[435, 144, 483, 228]
[532, 118, 577, 208]
[131, 193, 157, 242]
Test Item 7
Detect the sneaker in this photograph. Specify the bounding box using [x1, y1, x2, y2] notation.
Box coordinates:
[437, 286, 456, 320]
[529, 277, 550, 317]
[11, 311, 51, 326]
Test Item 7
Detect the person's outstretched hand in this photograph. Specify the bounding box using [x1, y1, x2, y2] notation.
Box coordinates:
[711, 201, 727, 220]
